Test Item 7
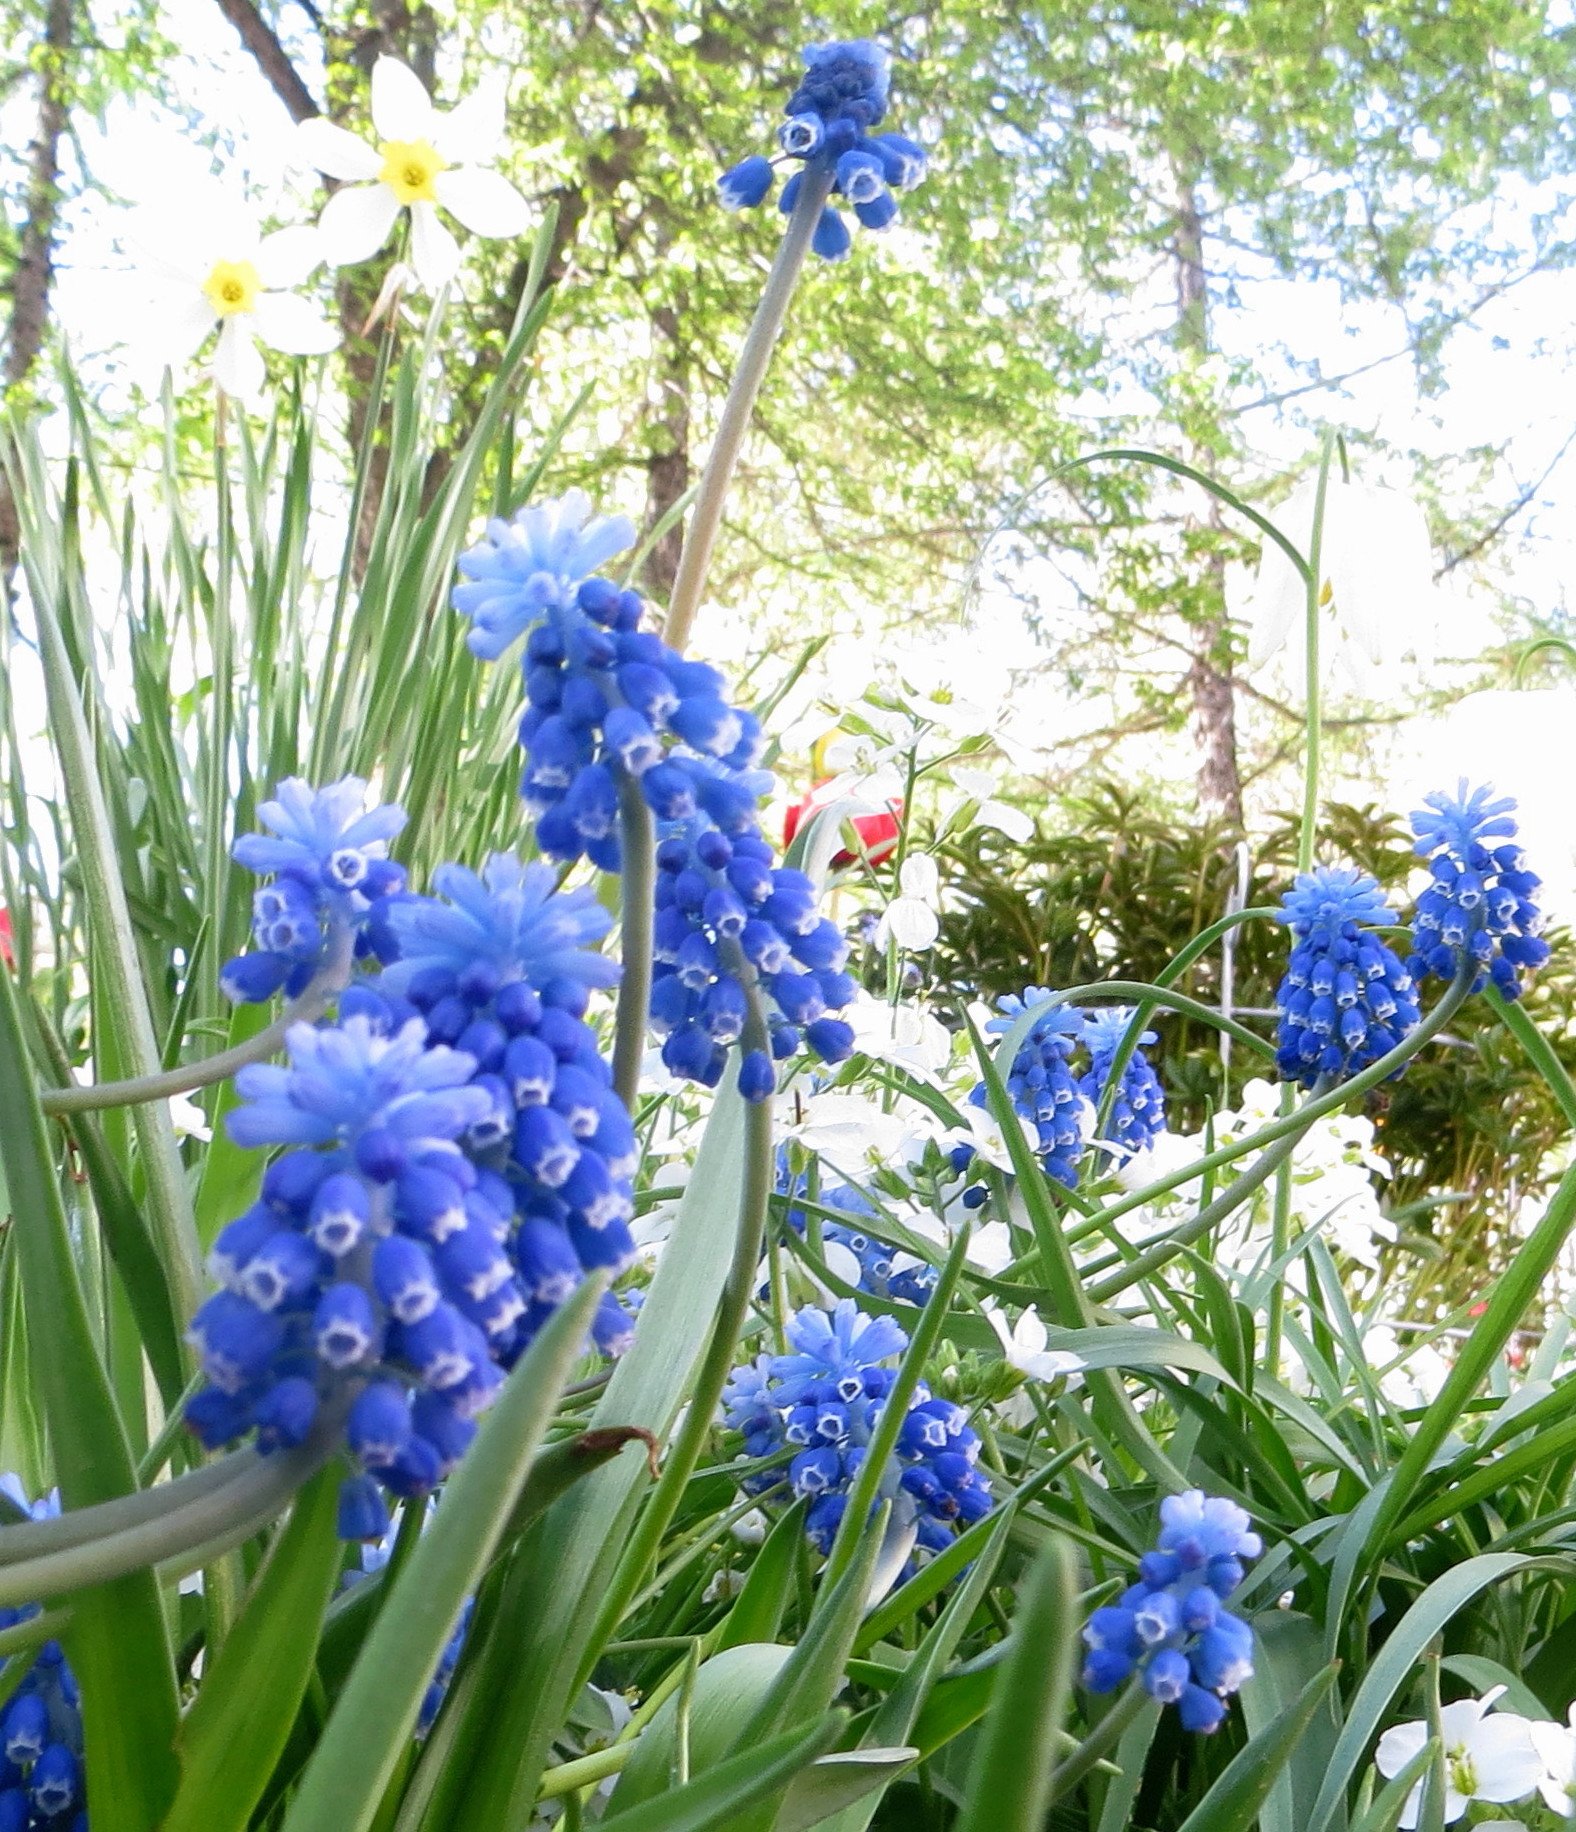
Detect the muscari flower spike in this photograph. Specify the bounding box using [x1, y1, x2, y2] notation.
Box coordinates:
[0, 1479, 86, 1829]
[968, 989, 1091, 1189]
[1407, 781, 1549, 1000]
[1079, 1008, 1167, 1157]
[221, 776, 408, 1004]
[781, 1163, 937, 1306]
[717, 39, 928, 259]
[1082, 1490, 1261, 1734]
[1273, 866, 1420, 1090]
[651, 808, 856, 1098]
[187, 853, 640, 1539]
[721, 1299, 991, 1571]
[452, 490, 766, 873]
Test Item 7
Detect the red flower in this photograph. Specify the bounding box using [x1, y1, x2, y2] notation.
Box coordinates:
[783, 779, 901, 868]
[0, 907, 12, 971]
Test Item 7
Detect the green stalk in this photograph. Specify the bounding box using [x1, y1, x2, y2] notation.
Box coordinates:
[40, 926, 354, 1115]
[612, 781, 655, 1109]
[662, 167, 833, 655]
[1046, 1681, 1151, 1804]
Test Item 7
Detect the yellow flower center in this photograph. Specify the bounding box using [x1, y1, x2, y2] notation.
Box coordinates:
[202, 258, 262, 319]
[378, 138, 446, 204]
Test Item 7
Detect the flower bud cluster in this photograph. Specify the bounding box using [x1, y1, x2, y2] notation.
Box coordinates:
[717, 40, 928, 259]
[1407, 782, 1549, 1000]
[221, 776, 408, 1004]
[782, 1169, 936, 1305]
[1081, 1490, 1261, 1734]
[1273, 866, 1420, 1090]
[1077, 1008, 1168, 1157]
[970, 990, 1092, 1189]
[0, 1481, 84, 1829]
[652, 817, 856, 1098]
[721, 1300, 991, 1569]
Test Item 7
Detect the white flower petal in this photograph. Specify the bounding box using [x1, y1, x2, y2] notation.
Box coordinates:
[316, 183, 401, 267]
[371, 55, 436, 142]
[408, 199, 461, 291]
[897, 853, 939, 902]
[294, 117, 382, 182]
[977, 799, 1034, 842]
[434, 76, 507, 164]
[875, 897, 940, 952]
[257, 225, 324, 289]
[211, 317, 265, 402]
[250, 290, 338, 357]
[147, 291, 217, 368]
[433, 165, 531, 238]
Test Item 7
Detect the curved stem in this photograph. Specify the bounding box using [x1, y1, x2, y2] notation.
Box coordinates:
[40, 927, 354, 1116]
[0, 1450, 251, 1566]
[612, 781, 655, 1109]
[1047, 1681, 1151, 1804]
[661, 168, 833, 655]
[1513, 635, 1576, 685]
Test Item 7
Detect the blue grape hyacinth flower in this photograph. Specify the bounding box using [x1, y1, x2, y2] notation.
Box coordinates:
[1082, 1490, 1261, 1734]
[969, 989, 1090, 1188]
[651, 813, 856, 1097]
[1273, 866, 1420, 1090]
[1407, 782, 1549, 1000]
[453, 492, 765, 874]
[0, 1479, 86, 1828]
[221, 777, 408, 1004]
[721, 1299, 991, 1571]
[1079, 1008, 1167, 1157]
[717, 39, 928, 258]
[780, 1164, 937, 1305]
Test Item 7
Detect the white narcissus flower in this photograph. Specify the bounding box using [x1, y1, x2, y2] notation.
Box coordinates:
[294, 58, 531, 293]
[1245, 477, 1448, 692]
[875, 854, 941, 951]
[126, 199, 335, 402]
[1530, 1703, 1576, 1815]
[845, 993, 954, 1082]
[983, 1303, 1085, 1384]
[1374, 1687, 1544, 1827]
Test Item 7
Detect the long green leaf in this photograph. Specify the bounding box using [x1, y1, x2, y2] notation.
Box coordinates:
[282, 1274, 605, 1832]
[599, 1715, 842, 1832]
[1175, 1664, 1339, 1832]
[0, 962, 180, 1832]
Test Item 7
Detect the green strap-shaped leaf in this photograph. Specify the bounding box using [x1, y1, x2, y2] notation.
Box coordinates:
[281, 1273, 606, 1832]
[953, 1535, 1079, 1832]
[0, 962, 180, 1832]
[1174, 1664, 1339, 1832]
[599, 1715, 843, 1832]
[163, 1464, 343, 1832]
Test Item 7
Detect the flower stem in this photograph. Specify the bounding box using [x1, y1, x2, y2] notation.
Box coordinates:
[1297, 430, 1336, 874]
[612, 781, 655, 1110]
[39, 927, 354, 1116]
[661, 168, 833, 656]
[1047, 1681, 1152, 1804]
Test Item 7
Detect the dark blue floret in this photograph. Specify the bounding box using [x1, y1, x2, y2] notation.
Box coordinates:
[780, 1164, 937, 1305]
[1273, 866, 1421, 1089]
[1081, 1490, 1259, 1734]
[220, 777, 408, 1004]
[1406, 781, 1550, 1000]
[0, 1480, 86, 1826]
[1079, 1007, 1167, 1157]
[720, 1300, 989, 1575]
[969, 989, 1091, 1188]
[716, 38, 927, 257]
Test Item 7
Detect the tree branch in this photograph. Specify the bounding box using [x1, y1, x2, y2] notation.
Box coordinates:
[212, 0, 319, 122]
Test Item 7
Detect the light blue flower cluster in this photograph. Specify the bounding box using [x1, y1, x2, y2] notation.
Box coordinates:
[717, 40, 928, 259]
[652, 818, 856, 1096]
[969, 990, 1092, 1189]
[452, 491, 763, 874]
[1407, 783, 1549, 1000]
[1081, 1490, 1261, 1734]
[221, 777, 408, 1004]
[0, 1480, 84, 1829]
[781, 1167, 937, 1306]
[721, 1300, 991, 1565]
[1273, 867, 1420, 1090]
[186, 854, 637, 1538]
[1078, 1008, 1168, 1157]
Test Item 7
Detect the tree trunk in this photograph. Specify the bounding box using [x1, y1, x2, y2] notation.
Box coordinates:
[1171, 157, 1243, 826]
[1, 0, 74, 580]
[643, 299, 691, 602]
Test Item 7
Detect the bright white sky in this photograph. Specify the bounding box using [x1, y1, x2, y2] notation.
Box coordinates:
[9, 0, 1576, 911]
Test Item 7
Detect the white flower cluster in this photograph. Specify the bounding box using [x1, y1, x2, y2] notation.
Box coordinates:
[1376, 1687, 1576, 1827]
[127, 57, 530, 403]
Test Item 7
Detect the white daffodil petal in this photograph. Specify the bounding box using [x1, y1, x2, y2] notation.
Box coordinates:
[371, 55, 436, 142]
[881, 897, 940, 951]
[435, 76, 507, 164]
[433, 165, 532, 238]
[408, 200, 461, 291]
[317, 183, 401, 267]
[294, 117, 382, 182]
[257, 224, 324, 289]
[148, 291, 217, 369]
[250, 290, 338, 357]
[211, 317, 265, 402]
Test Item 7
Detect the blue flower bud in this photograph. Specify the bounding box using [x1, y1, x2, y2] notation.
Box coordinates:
[253, 1376, 319, 1451]
[374, 1235, 442, 1322]
[313, 1283, 381, 1369]
[401, 1303, 480, 1390]
[349, 1381, 414, 1468]
[190, 1291, 286, 1392]
[338, 1473, 391, 1541]
[239, 1229, 322, 1311]
[29, 1743, 78, 1818]
[739, 1049, 776, 1103]
[2, 1695, 46, 1765]
[308, 1173, 371, 1257]
[1143, 1647, 1191, 1704]
[1179, 1684, 1227, 1733]
[812, 205, 852, 261]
